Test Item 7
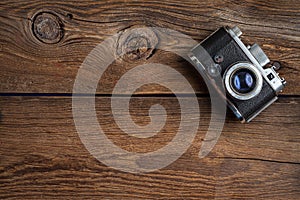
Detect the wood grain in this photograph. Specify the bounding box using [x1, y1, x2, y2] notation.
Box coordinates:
[1, 0, 299, 199]
[0, 0, 299, 95]
[0, 96, 299, 198]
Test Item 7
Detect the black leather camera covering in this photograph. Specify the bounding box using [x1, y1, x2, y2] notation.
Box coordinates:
[194, 27, 276, 121]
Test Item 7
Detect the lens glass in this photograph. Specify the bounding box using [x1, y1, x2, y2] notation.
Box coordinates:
[231, 68, 256, 94]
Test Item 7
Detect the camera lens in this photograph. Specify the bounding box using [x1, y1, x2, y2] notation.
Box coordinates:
[224, 62, 263, 100]
[231, 69, 257, 94]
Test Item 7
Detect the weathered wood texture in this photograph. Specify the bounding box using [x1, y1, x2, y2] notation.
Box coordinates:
[0, 0, 299, 94]
[0, 0, 300, 199]
[0, 97, 299, 199]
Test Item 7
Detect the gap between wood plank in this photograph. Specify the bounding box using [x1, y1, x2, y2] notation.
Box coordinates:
[211, 157, 300, 165]
[0, 93, 299, 98]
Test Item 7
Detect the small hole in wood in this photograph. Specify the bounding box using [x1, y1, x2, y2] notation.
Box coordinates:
[66, 13, 73, 20]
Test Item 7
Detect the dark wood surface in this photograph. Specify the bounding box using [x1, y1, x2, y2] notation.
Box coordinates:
[0, 96, 299, 199]
[0, 0, 299, 95]
[0, 0, 300, 199]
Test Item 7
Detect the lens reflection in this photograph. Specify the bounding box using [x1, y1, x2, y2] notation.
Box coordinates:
[231, 69, 256, 94]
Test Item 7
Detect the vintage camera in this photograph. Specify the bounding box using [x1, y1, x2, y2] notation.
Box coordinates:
[189, 26, 286, 122]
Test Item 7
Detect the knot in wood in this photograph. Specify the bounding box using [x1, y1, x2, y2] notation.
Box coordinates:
[32, 12, 63, 44]
[117, 27, 158, 61]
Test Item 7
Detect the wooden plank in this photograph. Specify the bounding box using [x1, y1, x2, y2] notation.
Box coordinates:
[0, 96, 299, 198]
[215, 159, 300, 199]
[0, 0, 299, 95]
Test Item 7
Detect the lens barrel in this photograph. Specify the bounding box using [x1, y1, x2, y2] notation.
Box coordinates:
[224, 62, 263, 100]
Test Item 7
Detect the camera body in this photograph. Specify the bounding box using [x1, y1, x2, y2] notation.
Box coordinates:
[189, 26, 286, 122]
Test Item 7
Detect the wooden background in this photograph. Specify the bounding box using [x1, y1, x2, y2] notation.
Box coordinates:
[0, 0, 299, 199]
